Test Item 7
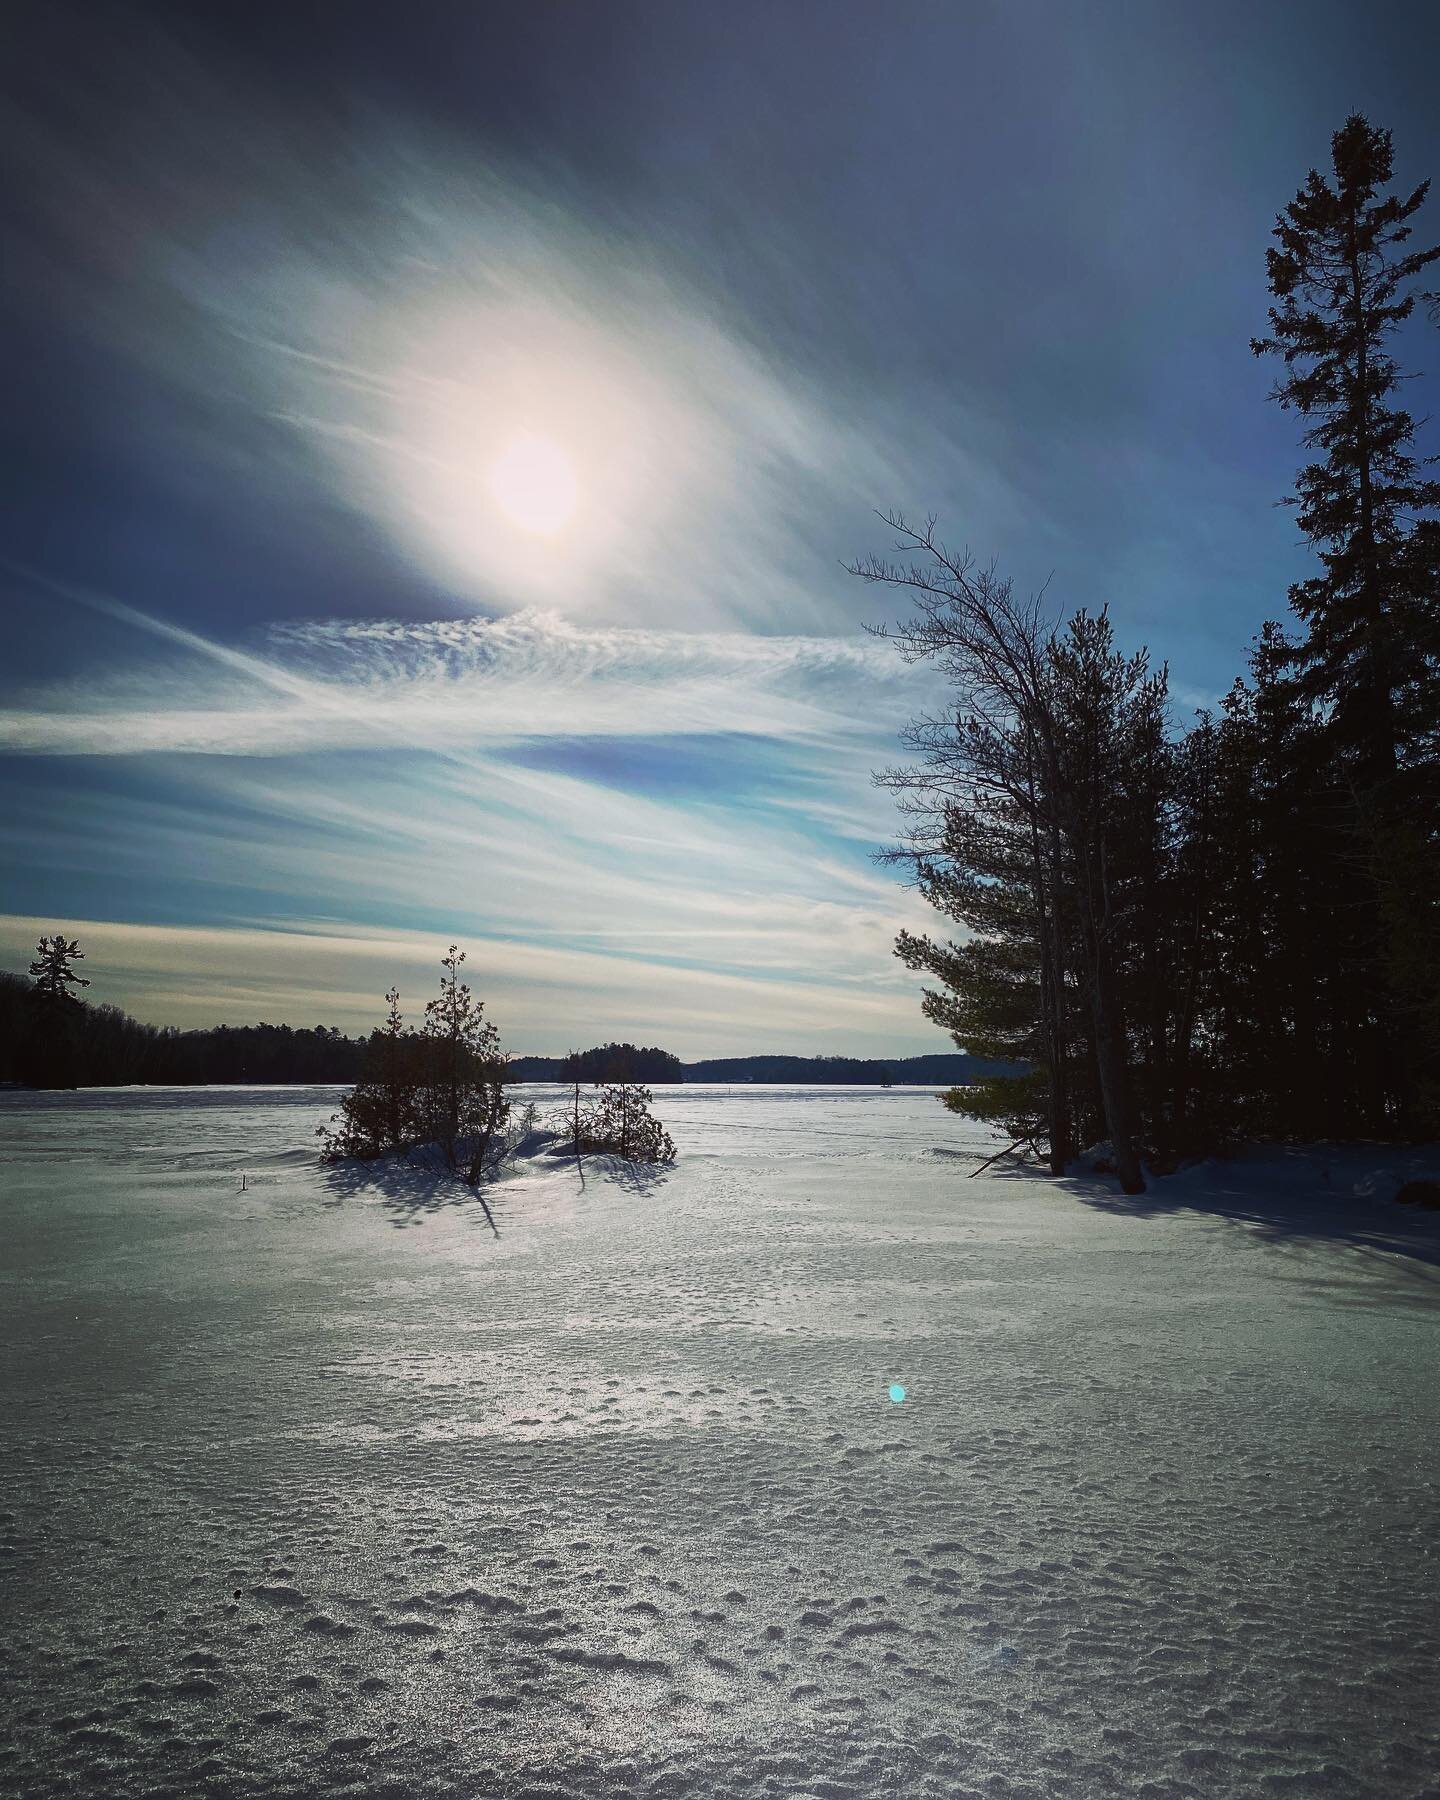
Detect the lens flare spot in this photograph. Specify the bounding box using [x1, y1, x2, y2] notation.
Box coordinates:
[889, 1383, 906, 1403]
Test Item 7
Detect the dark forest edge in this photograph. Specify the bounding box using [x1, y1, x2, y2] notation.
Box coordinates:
[860, 114, 1440, 1193]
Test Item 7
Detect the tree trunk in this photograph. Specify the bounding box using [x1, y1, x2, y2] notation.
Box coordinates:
[1028, 758, 1073, 1174]
[1089, 950, 1145, 1193]
[1080, 841, 1145, 1194]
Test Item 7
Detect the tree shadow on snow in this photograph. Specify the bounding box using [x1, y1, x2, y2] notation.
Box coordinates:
[317, 1154, 501, 1234]
[995, 1147, 1440, 1303]
[591, 1153, 674, 1199]
[316, 1146, 672, 1229]
[532, 1147, 674, 1199]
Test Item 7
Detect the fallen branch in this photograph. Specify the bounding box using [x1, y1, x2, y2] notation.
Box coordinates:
[968, 1138, 1038, 1179]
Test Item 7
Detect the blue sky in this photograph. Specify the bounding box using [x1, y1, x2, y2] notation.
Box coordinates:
[1, 0, 1437, 1053]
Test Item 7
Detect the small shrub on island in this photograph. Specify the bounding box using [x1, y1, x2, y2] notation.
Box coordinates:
[318, 950, 676, 1179]
[555, 1079, 676, 1165]
[319, 947, 508, 1186]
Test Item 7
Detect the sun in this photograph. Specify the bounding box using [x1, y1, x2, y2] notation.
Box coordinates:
[486, 432, 579, 535]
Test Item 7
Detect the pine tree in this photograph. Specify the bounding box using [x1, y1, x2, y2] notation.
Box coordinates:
[1163, 711, 1223, 1149]
[320, 951, 511, 1180]
[1252, 115, 1440, 1130]
[318, 986, 422, 1162]
[857, 522, 1159, 1190]
[1041, 610, 1164, 1190]
[28, 934, 89, 1006]
[894, 801, 1061, 1150]
[373, 987, 417, 1152]
[858, 529, 1082, 1171]
[1186, 635, 1330, 1141]
[419, 946, 509, 1184]
[23, 933, 90, 1088]
[1252, 113, 1439, 787]
[579, 1081, 675, 1164]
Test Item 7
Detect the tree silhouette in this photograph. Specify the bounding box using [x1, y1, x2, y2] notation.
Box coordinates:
[1253, 113, 1440, 1133]
[419, 946, 509, 1185]
[318, 986, 423, 1161]
[29, 934, 89, 1007]
[1252, 113, 1439, 789]
[22, 933, 90, 1088]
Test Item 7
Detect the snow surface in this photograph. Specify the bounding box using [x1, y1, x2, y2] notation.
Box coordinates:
[2, 1083, 1439, 1798]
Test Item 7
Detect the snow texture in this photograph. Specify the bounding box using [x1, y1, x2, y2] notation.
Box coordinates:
[1, 1083, 1438, 1798]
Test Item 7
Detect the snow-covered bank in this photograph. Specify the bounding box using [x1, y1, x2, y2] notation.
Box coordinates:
[1066, 1137, 1440, 1248]
[1, 1085, 1437, 1798]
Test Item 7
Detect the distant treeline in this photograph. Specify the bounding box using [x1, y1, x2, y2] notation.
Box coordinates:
[2, 971, 991, 1090]
[677, 1053, 1022, 1085]
[508, 1049, 1016, 1084]
[511, 1043, 686, 1083]
[0, 970, 369, 1087]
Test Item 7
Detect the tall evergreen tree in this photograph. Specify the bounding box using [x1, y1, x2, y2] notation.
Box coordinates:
[1042, 610, 1165, 1188]
[28, 934, 89, 1006]
[857, 521, 1156, 1191]
[893, 799, 1060, 1154]
[1162, 711, 1224, 1148]
[23, 933, 90, 1088]
[863, 116, 1439, 1170]
[858, 527, 1081, 1173]
[1252, 114, 1440, 1130]
[1252, 113, 1440, 788]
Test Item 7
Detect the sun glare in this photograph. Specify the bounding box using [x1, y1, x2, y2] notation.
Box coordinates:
[371, 297, 698, 606]
[486, 432, 579, 535]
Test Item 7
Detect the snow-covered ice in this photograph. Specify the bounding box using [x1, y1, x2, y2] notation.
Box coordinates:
[1, 1083, 1438, 1798]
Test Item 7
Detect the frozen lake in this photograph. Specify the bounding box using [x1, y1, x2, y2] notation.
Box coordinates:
[2, 1083, 1438, 1797]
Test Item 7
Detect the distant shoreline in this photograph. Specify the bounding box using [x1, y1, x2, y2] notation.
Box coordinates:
[0, 1072, 990, 1093]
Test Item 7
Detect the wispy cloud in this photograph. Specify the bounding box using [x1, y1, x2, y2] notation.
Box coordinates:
[0, 582, 944, 1052]
[0, 584, 929, 758]
[0, 20, 974, 1054]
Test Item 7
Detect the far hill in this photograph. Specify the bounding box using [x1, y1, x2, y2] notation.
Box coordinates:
[508, 1043, 684, 1083]
[679, 1053, 1024, 1085]
[509, 1051, 1023, 1085]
